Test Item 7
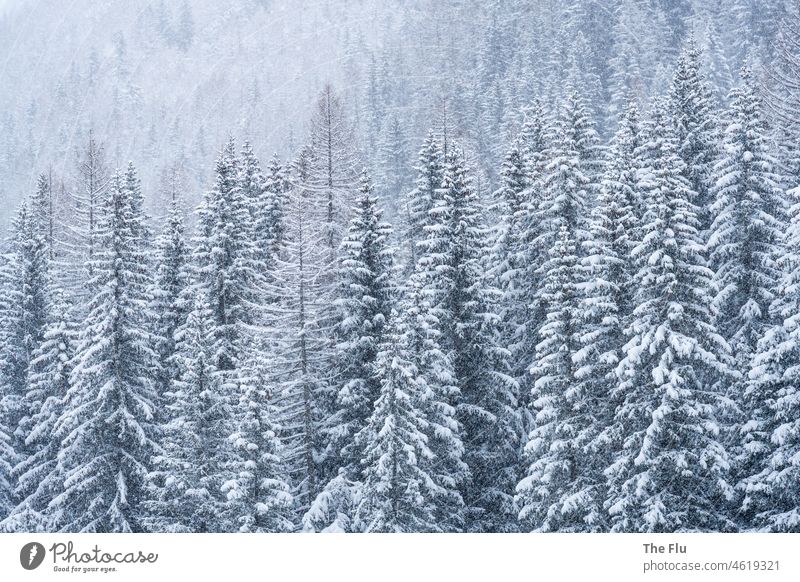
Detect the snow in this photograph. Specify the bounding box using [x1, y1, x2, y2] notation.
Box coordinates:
[0, 0, 797, 535]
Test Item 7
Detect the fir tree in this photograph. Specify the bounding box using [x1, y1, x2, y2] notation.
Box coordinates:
[376, 115, 411, 203]
[301, 468, 361, 532]
[144, 292, 235, 533]
[151, 195, 191, 403]
[517, 225, 586, 531]
[239, 141, 266, 228]
[708, 70, 787, 529]
[553, 101, 643, 531]
[505, 101, 551, 428]
[669, 39, 720, 234]
[0, 193, 51, 457]
[353, 316, 439, 533]
[417, 146, 520, 531]
[327, 170, 394, 478]
[48, 169, 158, 532]
[745, 185, 800, 531]
[606, 105, 736, 533]
[402, 132, 444, 270]
[258, 154, 290, 262]
[537, 90, 597, 252]
[397, 278, 467, 531]
[3, 289, 74, 532]
[0, 414, 15, 527]
[710, 68, 784, 359]
[223, 368, 294, 532]
[192, 137, 255, 373]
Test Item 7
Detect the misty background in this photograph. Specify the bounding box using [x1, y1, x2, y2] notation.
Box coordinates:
[0, 0, 788, 231]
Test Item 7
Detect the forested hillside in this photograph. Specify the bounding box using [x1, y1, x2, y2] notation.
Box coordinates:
[1, 0, 800, 532]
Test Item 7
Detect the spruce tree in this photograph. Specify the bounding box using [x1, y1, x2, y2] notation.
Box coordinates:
[73, 131, 111, 293]
[536, 90, 597, 253]
[192, 137, 255, 373]
[49, 169, 158, 532]
[3, 289, 74, 532]
[398, 278, 467, 531]
[401, 131, 444, 271]
[709, 71, 786, 528]
[257, 154, 290, 263]
[144, 292, 235, 532]
[0, 411, 15, 527]
[416, 145, 520, 532]
[606, 105, 736, 533]
[488, 141, 532, 435]
[0, 196, 51, 456]
[376, 115, 411, 204]
[238, 140, 266, 232]
[556, 101, 643, 531]
[506, 101, 551, 427]
[327, 170, 394, 478]
[301, 468, 361, 532]
[223, 367, 294, 532]
[746, 185, 800, 531]
[669, 40, 719, 235]
[517, 225, 586, 531]
[151, 195, 191, 404]
[352, 316, 439, 533]
[710, 68, 785, 359]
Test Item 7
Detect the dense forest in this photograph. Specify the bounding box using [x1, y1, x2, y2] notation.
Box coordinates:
[1, 0, 800, 532]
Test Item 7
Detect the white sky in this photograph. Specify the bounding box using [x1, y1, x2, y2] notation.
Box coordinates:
[0, 0, 19, 15]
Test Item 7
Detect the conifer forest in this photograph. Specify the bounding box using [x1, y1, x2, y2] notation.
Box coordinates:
[1, 0, 800, 533]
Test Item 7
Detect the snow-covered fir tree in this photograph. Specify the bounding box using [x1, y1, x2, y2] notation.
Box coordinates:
[537, 90, 597, 250]
[0, 195, 51, 457]
[150, 195, 191, 404]
[745, 185, 800, 531]
[708, 70, 787, 528]
[518, 225, 588, 531]
[3, 288, 74, 532]
[222, 367, 294, 532]
[48, 168, 158, 532]
[487, 136, 532, 446]
[503, 101, 551, 426]
[239, 141, 265, 223]
[547, 99, 644, 531]
[669, 39, 720, 235]
[352, 314, 439, 533]
[415, 144, 520, 532]
[192, 137, 256, 373]
[516, 91, 603, 530]
[397, 277, 467, 531]
[257, 154, 290, 263]
[301, 468, 361, 533]
[606, 104, 737, 533]
[73, 132, 111, 290]
[401, 131, 444, 270]
[326, 169, 394, 479]
[144, 292, 235, 533]
[376, 115, 411, 205]
[710, 68, 785, 358]
[0, 418, 14, 527]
